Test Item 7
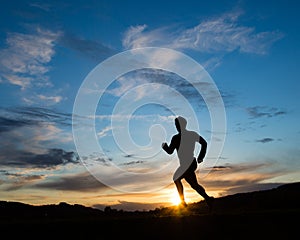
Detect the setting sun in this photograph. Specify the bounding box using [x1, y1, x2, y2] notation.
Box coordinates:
[170, 192, 181, 206]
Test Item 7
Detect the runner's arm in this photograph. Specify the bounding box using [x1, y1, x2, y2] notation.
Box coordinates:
[162, 136, 177, 154]
[197, 136, 207, 163]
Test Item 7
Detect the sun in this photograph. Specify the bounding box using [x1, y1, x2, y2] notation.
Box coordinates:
[170, 192, 181, 206]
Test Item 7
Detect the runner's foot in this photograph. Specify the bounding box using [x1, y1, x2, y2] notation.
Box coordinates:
[179, 201, 187, 207]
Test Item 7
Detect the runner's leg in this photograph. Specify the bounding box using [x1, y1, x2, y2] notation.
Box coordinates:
[185, 172, 210, 200]
[174, 179, 186, 205]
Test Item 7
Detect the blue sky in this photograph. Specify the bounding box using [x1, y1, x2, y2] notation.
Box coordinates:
[0, 0, 299, 211]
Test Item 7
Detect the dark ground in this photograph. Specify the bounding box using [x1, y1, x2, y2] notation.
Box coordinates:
[1, 182, 299, 239]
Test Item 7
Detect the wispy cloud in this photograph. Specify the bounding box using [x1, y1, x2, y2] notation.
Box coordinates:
[29, 2, 52, 12]
[246, 106, 287, 119]
[0, 27, 61, 90]
[255, 138, 274, 143]
[34, 171, 107, 191]
[1, 106, 73, 128]
[97, 125, 113, 138]
[59, 32, 116, 62]
[0, 106, 76, 169]
[122, 10, 284, 55]
[105, 68, 233, 108]
[0, 148, 78, 168]
[200, 161, 291, 196]
[37, 94, 64, 104]
[122, 24, 165, 50]
[2, 172, 45, 191]
[94, 113, 175, 122]
[121, 160, 145, 166]
[0, 115, 35, 133]
[22, 90, 65, 106]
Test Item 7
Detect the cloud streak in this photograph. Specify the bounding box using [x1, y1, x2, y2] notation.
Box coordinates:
[59, 32, 116, 62]
[0, 106, 77, 170]
[122, 10, 284, 55]
[105, 68, 233, 109]
[255, 138, 274, 143]
[246, 106, 287, 119]
[34, 171, 107, 191]
[0, 148, 79, 168]
[1, 169, 45, 191]
[0, 106, 73, 130]
[0, 27, 61, 90]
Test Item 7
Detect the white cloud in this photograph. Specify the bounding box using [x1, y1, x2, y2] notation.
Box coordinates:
[122, 24, 148, 49]
[94, 114, 174, 122]
[0, 123, 72, 157]
[20, 93, 64, 106]
[107, 74, 146, 97]
[2, 74, 33, 90]
[97, 125, 113, 138]
[122, 10, 283, 55]
[0, 27, 61, 89]
[37, 94, 63, 104]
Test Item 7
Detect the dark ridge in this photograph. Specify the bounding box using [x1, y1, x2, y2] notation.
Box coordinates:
[0, 182, 299, 239]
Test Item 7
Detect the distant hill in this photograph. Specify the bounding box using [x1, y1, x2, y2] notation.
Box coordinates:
[2, 181, 298, 217]
[0, 182, 299, 239]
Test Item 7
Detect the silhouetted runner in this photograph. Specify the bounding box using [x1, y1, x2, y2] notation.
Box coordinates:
[162, 116, 214, 210]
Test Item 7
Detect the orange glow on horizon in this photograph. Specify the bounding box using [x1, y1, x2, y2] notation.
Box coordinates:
[169, 191, 181, 206]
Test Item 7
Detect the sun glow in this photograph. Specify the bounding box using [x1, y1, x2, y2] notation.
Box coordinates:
[170, 192, 181, 206]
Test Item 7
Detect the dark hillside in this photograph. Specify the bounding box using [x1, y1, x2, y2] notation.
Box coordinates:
[0, 182, 299, 239]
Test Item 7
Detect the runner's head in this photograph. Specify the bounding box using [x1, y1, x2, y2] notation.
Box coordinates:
[175, 116, 187, 132]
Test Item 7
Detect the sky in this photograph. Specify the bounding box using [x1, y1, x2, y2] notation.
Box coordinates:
[0, 0, 299, 211]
